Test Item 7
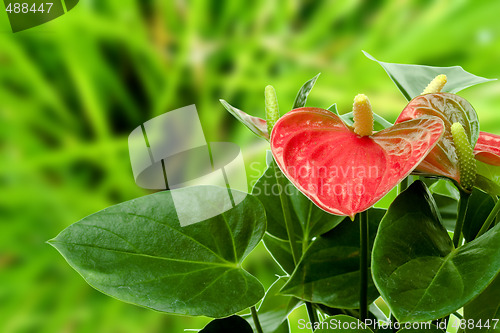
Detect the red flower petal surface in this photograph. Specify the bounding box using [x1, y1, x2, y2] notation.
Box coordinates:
[475, 131, 500, 166]
[395, 93, 478, 183]
[271, 107, 444, 218]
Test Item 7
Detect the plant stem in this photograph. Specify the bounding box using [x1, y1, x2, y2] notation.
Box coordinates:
[251, 306, 264, 333]
[452, 191, 471, 248]
[359, 210, 369, 322]
[272, 161, 320, 330]
[306, 302, 319, 331]
[272, 162, 301, 265]
[476, 196, 500, 238]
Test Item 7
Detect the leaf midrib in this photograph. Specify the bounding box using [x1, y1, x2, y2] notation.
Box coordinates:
[49, 240, 239, 268]
[99, 212, 235, 264]
[405, 248, 459, 318]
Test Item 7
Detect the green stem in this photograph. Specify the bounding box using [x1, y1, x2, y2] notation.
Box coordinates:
[453, 191, 471, 248]
[306, 302, 319, 331]
[272, 162, 301, 264]
[359, 210, 369, 322]
[476, 197, 500, 238]
[250, 306, 264, 333]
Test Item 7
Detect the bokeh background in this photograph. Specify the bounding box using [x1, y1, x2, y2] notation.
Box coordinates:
[1, 0, 500, 332]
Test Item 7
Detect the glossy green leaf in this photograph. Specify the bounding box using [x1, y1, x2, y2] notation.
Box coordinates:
[428, 181, 496, 235]
[372, 181, 500, 322]
[431, 194, 457, 232]
[462, 189, 496, 241]
[280, 209, 386, 309]
[327, 103, 339, 114]
[476, 161, 500, 196]
[200, 315, 253, 333]
[272, 321, 291, 333]
[253, 151, 344, 241]
[315, 315, 374, 333]
[464, 274, 500, 333]
[245, 277, 301, 333]
[363, 51, 495, 101]
[220, 99, 269, 139]
[293, 73, 320, 109]
[49, 186, 266, 318]
[429, 179, 460, 200]
[263, 234, 295, 274]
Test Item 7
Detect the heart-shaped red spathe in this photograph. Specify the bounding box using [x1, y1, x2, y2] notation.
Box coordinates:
[475, 131, 500, 166]
[271, 107, 444, 218]
[395, 93, 478, 184]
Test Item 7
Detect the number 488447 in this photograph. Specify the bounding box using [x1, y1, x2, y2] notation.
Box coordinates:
[5, 3, 53, 14]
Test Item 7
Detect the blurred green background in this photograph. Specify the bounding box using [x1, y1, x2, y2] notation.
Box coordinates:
[1, 0, 500, 332]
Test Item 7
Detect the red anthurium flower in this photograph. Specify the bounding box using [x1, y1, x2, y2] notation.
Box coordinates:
[395, 92, 478, 186]
[474, 132, 500, 166]
[270, 96, 445, 218]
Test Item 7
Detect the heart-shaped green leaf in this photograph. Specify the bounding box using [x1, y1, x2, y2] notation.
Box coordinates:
[49, 186, 266, 318]
[464, 275, 500, 333]
[280, 209, 385, 309]
[372, 181, 500, 322]
[396, 93, 479, 185]
[220, 99, 269, 139]
[293, 73, 320, 109]
[200, 315, 253, 333]
[245, 277, 301, 333]
[271, 107, 444, 217]
[314, 315, 374, 333]
[363, 51, 495, 101]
